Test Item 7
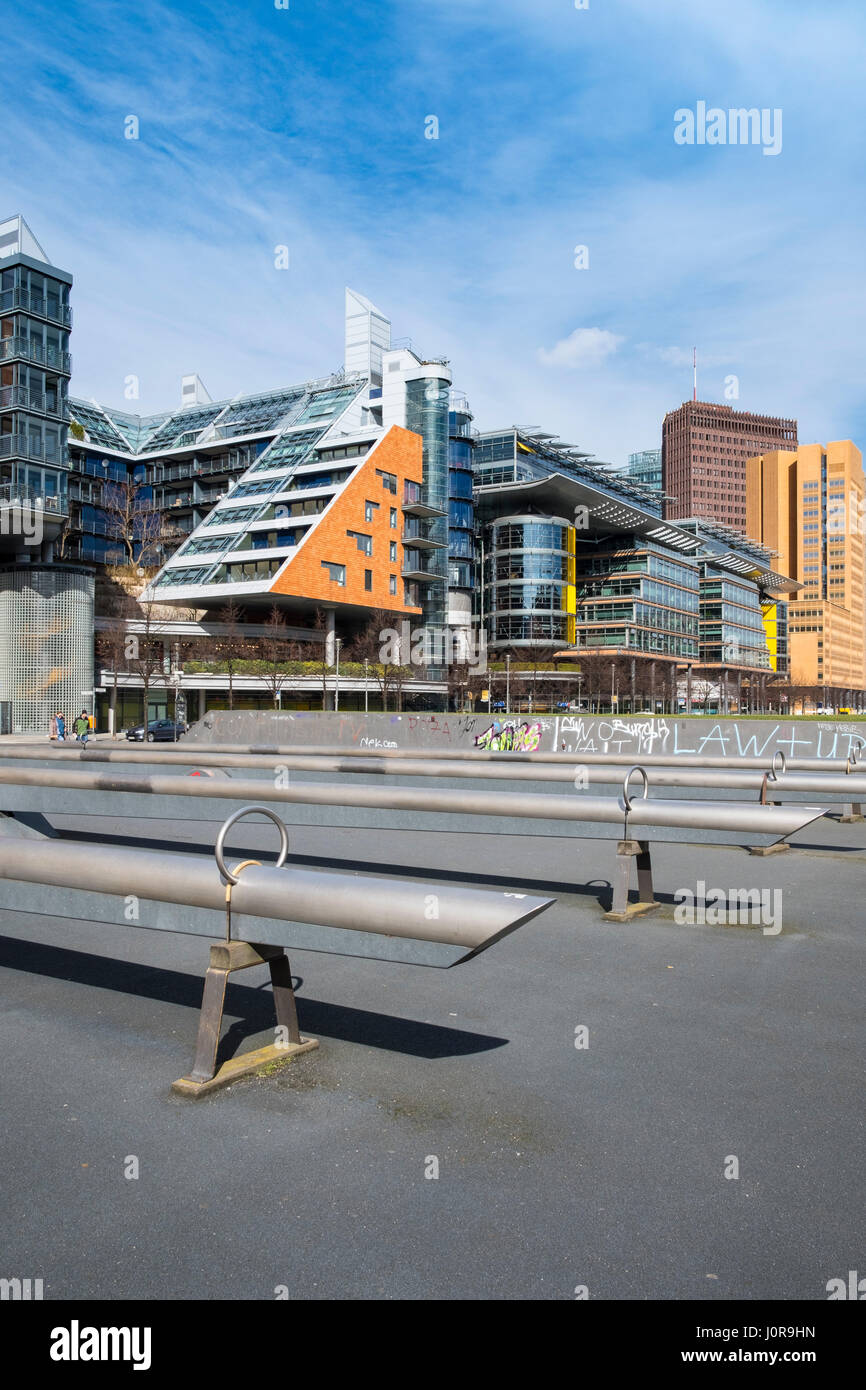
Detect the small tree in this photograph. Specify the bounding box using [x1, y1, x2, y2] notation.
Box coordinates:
[102, 477, 172, 568]
[96, 595, 137, 737]
[217, 599, 246, 710]
[257, 606, 296, 709]
[125, 599, 171, 726]
[311, 608, 336, 711]
[348, 610, 413, 712]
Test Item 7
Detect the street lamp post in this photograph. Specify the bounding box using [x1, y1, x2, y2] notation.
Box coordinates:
[364, 657, 369, 715]
[335, 638, 342, 713]
[506, 653, 511, 713]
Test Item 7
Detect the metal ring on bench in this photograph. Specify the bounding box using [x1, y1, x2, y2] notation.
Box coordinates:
[769, 749, 787, 780]
[215, 805, 289, 885]
[622, 765, 649, 813]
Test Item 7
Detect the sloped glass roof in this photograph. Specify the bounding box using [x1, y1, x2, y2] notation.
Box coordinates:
[70, 373, 366, 459]
[69, 401, 135, 451]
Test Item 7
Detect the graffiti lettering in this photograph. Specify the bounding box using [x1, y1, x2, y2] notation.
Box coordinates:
[474, 721, 542, 752]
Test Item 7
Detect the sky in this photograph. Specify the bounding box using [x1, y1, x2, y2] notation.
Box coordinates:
[3, 0, 865, 466]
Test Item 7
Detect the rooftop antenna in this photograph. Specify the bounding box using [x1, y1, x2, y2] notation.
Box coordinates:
[693, 346, 697, 402]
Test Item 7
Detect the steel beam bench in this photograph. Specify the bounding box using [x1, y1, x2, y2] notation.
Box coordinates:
[0, 805, 553, 1095]
[0, 762, 828, 921]
[7, 743, 863, 815]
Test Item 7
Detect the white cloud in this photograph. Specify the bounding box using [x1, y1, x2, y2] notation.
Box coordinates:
[538, 328, 625, 369]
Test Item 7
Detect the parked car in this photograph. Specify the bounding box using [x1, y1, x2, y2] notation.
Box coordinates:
[125, 718, 187, 742]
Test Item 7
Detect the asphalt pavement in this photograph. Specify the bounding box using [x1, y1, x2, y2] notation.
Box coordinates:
[0, 808, 863, 1300]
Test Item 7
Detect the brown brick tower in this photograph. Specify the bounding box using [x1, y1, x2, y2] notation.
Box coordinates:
[662, 401, 797, 532]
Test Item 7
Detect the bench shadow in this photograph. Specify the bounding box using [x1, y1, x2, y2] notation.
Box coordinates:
[0, 936, 507, 1061]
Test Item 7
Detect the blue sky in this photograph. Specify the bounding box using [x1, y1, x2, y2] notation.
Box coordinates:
[3, 0, 865, 465]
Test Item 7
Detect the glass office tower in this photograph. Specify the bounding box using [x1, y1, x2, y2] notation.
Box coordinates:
[0, 215, 72, 527]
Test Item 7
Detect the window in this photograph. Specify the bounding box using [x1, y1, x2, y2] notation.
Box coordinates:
[364, 569, 372, 591]
[347, 530, 372, 556]
[389, 575, 397, 595]
[377, 469, 397, 493]
[390, 541, 397, 562]
[390, 507, 397, 528]
[364, 500, 379, 523]
[322, 561, 346, 586]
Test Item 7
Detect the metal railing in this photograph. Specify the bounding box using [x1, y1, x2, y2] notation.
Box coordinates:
[0, 287, 72, 325]
[0, 482, 65, 513]
[0, 384, 69, 418]
[0, 434, 63, 462]
[0, 337, 71, 372]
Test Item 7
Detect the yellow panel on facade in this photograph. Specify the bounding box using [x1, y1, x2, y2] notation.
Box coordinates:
[566, 584, 576, 614]
[761, 602, 778, 670]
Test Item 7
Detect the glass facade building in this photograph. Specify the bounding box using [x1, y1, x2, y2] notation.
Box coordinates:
[698, 566, 772, 670]
[0, 215, 71, 543]
[484, 515, 575, 647]
[404, 376, 450, 642]
[574, 540, 700, 659]
[626, 449, 662, 492]
[447, 398, 476, 617]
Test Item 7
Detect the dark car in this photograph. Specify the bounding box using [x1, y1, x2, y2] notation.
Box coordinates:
[125, 718, 187, 742]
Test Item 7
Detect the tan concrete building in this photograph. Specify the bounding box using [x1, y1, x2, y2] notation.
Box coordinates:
[746, 441, 866, 696]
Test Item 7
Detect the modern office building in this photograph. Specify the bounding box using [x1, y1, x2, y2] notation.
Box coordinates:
[746, 441, 866, 695]
[64, 292, 461, 638]
[473, 427, 792, 691]
[662, 401, 798, 531]
[626, 448, 663, 493]
[0, 215, 93, 734]
[446, 396, 476, 632]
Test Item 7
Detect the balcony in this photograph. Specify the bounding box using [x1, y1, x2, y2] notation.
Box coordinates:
[0, 434, 63, 463]
[0, 482, 67, 517]
[0, 287, 72, 326]
[0, 384, 68, 419]
[401, 528, 446, 550]
[0, 336, 71, 373]
[150, 452, 252, 484]
[402, 484, 446, 519]
[402, 558, 446, 582]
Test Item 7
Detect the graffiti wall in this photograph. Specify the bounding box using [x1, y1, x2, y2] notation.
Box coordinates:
[187, 709, 866, 761]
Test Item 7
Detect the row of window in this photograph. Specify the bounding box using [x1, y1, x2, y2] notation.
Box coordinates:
[321, 560, 400, 597]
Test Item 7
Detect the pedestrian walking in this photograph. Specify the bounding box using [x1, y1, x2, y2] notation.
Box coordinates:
[56, 713, 65, 742]
[73, 710, 90, 746]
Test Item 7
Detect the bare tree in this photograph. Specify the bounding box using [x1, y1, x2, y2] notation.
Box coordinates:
[101, 478, 167, 568]
[348, 610, 412, 712]
[216, 600, 246, 710]
[95, 593, 137, 737]
[124, 600, 171, 728]
[447, 657, 488, 713]
[311, 608, 336, 710]
[257, 606, 297, 709]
